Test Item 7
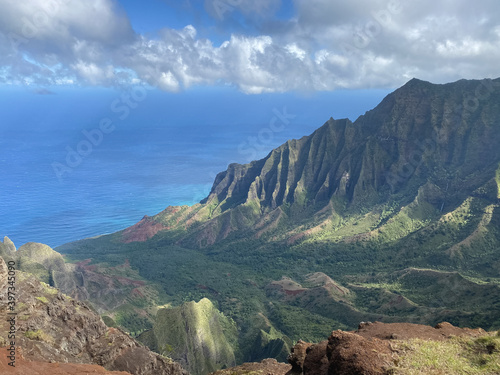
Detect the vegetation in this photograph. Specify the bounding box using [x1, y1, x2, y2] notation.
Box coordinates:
[24, 329, 51, 342]
[147, 298, 238, 375]
[35, 296, 49, 304]
[50, 78, 500, 368]
[392, 335, 500, 374]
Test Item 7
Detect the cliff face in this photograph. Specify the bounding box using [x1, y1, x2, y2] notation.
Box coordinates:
[139, 298, 238, 375]
[0, 256, 187, 375]
[119, 78, 500, 247]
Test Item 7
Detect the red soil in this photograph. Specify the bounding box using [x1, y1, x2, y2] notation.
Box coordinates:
[121, 216, 167, 243]
[0, 348, 130, 375]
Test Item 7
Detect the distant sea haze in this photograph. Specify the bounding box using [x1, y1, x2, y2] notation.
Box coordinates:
[0, 86, 390, 248]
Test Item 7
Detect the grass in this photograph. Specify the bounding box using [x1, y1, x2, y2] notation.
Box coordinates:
[24, 329, 51, 342]
[391, 335, 500, 374]
[35, 296, 49, 304]
[41, 282, 59, 295]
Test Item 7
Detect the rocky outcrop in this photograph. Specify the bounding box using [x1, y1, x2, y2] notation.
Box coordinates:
[287, 340, 313, 374]
[17, 242, 67, 272]
[326, 331, 394, 375]
[0, 256, 187, 375]
[0, 236, 16, 256]
[287, 321, 489, 375]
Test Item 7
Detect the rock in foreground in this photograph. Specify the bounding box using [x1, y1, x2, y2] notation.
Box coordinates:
[287, 321, 494, 375]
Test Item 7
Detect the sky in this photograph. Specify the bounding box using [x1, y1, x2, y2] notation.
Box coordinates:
[0, 0, 499, 93]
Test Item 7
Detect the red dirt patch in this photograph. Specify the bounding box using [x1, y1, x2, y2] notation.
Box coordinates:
[210, 358, 291, 375]
[121, 216, 167, 243]
[284, 289, 306, 296]
[131, 287, 144, 298]
[114, 276, 145, 287]
[356, 321, 487, 341]
[0, 348, 129, 375]
[75, 259, 97, 272]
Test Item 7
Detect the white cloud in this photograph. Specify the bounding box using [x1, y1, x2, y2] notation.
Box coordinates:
[71, 61, 115, 85]
[158, 71, 180, 91]
[285, 43, 306, 60]
[0, 0, 499, 92]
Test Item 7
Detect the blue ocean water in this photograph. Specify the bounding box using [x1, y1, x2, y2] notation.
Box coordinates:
[0, 85, 390, 248]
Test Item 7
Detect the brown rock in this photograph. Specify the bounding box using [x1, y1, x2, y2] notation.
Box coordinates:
[356, 321, 486, 341]
[0, 236, 16, 255]
[282, 321, 489, 375]
[302, 341, 329, 375]
[327, 330, 394, 375]
[287, 339, 313, 373]
[210, 358, 291, 375]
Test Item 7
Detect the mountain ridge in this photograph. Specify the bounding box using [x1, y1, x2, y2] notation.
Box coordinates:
[115, 77, 500, 248]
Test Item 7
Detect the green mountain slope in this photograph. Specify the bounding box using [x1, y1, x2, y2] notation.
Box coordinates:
[139, 298, 237, 375]
[55, 77, 500, 371]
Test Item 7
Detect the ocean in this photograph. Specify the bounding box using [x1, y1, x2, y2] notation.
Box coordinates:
[0, 85, 390, 248]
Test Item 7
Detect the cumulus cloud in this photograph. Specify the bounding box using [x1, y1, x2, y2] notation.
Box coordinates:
[0, 0, 499, 93]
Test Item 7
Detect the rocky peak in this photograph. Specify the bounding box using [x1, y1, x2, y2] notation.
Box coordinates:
[17, 242, 66, 272]
[0, 236, 16, 256]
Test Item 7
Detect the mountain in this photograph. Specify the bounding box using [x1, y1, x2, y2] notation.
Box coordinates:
[120, 77, 500, 251]
[53, 77, 500, 371]
[138, 298, 238, 375]
[0, 255, 187, 375]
